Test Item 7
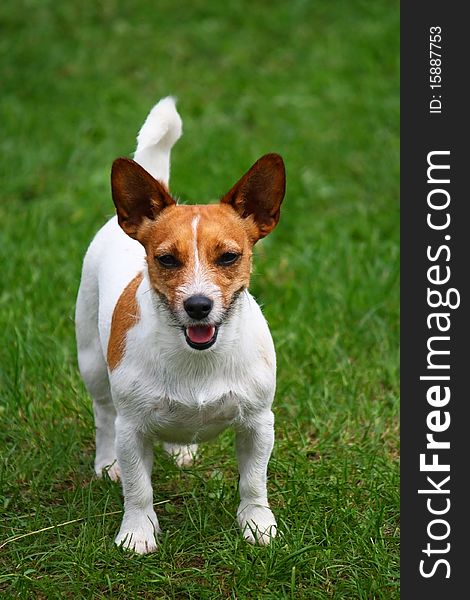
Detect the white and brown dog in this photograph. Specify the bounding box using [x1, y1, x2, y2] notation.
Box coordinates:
[75, 97, 285, 554]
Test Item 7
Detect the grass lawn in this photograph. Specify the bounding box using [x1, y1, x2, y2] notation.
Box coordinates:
[0, 1, 399, 598]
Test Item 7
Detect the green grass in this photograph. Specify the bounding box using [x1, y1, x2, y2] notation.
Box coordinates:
[0, 1, 399, 598]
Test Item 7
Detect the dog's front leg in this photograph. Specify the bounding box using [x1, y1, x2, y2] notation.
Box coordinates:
[114, 417, 159, 554]
[235, 410, 277, 545]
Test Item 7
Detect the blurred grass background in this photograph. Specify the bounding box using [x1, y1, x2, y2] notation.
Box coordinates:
[0, 1, 399, 598]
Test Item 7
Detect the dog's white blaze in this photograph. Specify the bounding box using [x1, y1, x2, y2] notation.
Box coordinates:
[177, 215, 221, 313]
[192, 216, 201, 278]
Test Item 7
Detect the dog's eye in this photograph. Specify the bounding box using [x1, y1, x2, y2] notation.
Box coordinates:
[156, 254, 180, 268]
[216, 252, 240, 266]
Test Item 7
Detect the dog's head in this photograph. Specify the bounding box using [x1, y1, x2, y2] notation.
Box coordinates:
[111, 154, 285, 350]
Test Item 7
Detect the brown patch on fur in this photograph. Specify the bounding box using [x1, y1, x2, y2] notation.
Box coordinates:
[144, 204, 254, 312]
[107, 272, 144, 370]
[259, 347, 274, 370]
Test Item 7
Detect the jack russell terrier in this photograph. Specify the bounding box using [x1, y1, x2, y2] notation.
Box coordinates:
[75, 97, 286, 554]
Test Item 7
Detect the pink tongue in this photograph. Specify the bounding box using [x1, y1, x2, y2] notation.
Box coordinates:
[187, 325, 215, 344]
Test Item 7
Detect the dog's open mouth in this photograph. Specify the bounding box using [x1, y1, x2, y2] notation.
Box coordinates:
[184, 325, 218, 350]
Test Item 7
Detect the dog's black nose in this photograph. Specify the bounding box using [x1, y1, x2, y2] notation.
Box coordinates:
[184, 295, 213, 320]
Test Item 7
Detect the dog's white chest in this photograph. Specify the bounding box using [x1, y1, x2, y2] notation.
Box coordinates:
[148, 391, 241, 443]
[108, 280, 277, 444]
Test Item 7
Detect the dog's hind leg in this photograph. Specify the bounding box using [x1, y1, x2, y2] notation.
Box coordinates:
[88, 354, 120, 481]
[163, 443, 198, 467]
[76, 267, 120, 481]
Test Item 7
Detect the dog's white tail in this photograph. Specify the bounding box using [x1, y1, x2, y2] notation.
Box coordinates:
[133, 96, 182, 189]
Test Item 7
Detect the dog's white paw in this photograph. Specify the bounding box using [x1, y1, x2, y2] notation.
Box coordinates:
[95, 459, 121, 481]
[163, 443, 198, 467]
[115, 513, 160, 554]
[237, 502, 277, 546]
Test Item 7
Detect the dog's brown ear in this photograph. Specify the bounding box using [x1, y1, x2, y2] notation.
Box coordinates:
[220, 153, 285, 242]
[111, 158, 176, 240]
